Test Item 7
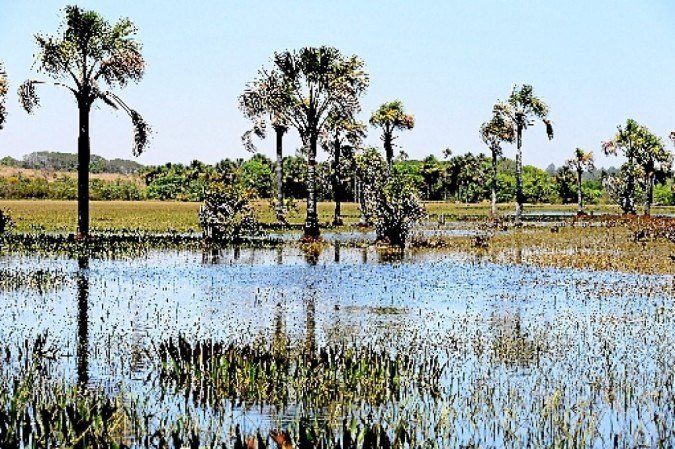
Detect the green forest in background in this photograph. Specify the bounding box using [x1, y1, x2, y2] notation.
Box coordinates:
[2, 150, 673, 205]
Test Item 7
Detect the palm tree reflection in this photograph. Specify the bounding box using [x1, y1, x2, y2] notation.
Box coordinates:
[76, 256, 90, 386]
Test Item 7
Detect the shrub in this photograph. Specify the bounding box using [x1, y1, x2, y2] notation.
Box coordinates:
[372, 176, 426, 247]
[198, 183, 262, 243]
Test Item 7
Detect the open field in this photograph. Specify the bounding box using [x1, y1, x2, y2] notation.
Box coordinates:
[3, 199, 675, 233]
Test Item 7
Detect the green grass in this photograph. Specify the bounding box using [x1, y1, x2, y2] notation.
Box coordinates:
[1, 199, 674, 233]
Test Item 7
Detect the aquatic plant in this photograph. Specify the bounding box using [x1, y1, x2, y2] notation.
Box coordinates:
[155, 336, 444, 411]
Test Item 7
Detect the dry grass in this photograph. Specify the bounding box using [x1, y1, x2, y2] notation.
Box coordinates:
[0, 166, 140, 183]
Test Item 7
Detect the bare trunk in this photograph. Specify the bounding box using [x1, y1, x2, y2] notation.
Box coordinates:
[275, 127, 285, 224]
[304, 133, 320, 238]
[577, 168, 584, 214]
[77, 100, 91, 238]
[491, 150, 498, 216]
[514, 125, 524, 223]
[332, 134, 343, 226]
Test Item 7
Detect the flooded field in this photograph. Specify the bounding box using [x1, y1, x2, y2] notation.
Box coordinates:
[1, 239, 674, 448]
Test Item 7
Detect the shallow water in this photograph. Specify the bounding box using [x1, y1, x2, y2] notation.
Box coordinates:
[1, 245, 674, 447]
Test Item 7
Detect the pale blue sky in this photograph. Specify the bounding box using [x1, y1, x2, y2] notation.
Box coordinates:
[0, 1, 674, 168]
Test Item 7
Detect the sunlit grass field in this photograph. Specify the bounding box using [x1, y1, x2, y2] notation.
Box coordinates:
[1, 199, 675, 233]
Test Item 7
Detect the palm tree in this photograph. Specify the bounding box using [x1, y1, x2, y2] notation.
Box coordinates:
[256, 47, 369, 238]
[0, 61, 7, 129]
[369, 100, 414, 175]
[480, 105, 515, 216]
[321, 114, 366, 225]
[565, 148, 594, 215]
[239, 69, 291, 224]
[18, 6, 150, 238]
[494, 85, 553, 223]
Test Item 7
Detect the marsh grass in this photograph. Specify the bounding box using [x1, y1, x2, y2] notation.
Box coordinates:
[155, 336, 444, 411]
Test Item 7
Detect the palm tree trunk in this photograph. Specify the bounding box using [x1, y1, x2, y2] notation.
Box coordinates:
[77, 100, 91, 238]
[491, 150, 498, 216]
[384, 133, 393, 176]
[645, 173, 653, 216]
[515, 126, 524, 223]
[304, 133, 320, 238]
[577, 168, 584, 215]
[625, 158, 636, 214]
[274, 127, 285, 224]
[332, 135, 343, 226]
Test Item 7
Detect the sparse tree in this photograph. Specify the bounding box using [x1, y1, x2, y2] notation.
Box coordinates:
[239, 69, 291, 224]
[565, 148, 595, 215]
[481, 105, 515, 216]
[18, 6, 150, 238]
[370, 100, 414, 175]
[494, 85, 553, 223]
[258, 47, 369, 238]
[321, 114, 366, 225]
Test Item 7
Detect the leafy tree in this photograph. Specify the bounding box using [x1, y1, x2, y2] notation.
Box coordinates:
[522, 165, 555, 203]
[481, 105, 515, 215]
[494, 85, 553, 222]
[241, 153, 274, 198]
[603, 119, 672, 214]
[370, 100, 415, 174]
[261, 47, 368, 238]
[565, 148, 594, 214]
[0, 61, 7, 129]
[321, 114, 365, 225]
[18, 5, 150, 238]
[239, 69, 291, 223]
[419, 155, 443, 200]
[554, 166, 577, 204]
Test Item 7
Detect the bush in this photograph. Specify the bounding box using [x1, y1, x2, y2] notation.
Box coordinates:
[372, 176, 426, 247]
[198, 183, 262, 243]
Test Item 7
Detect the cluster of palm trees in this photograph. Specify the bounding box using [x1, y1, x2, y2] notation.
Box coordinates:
[480, 85, 554, 222]
[238, 49, 417, 238]
[1, 6, 673, 241]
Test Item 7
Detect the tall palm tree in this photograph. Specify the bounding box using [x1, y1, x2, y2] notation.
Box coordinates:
[494, 85, 553, 223]
[565, 148, 594, 215]
[19, 6, 150, 238]
[253, 47, 369, 238]
[321, 114, 366, 225]
[239, 69, 290, 224]
[480, 105, 515, 216]
[369, 100, 414, 175]
[0, 61, 7, 129]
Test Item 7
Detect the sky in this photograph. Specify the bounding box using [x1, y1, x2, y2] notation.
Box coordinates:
[1, 1, 674, 169]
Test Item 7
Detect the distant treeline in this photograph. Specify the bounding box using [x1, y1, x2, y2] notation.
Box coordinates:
[2, 150, 674, 205]
[1, 151, 143, 174]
